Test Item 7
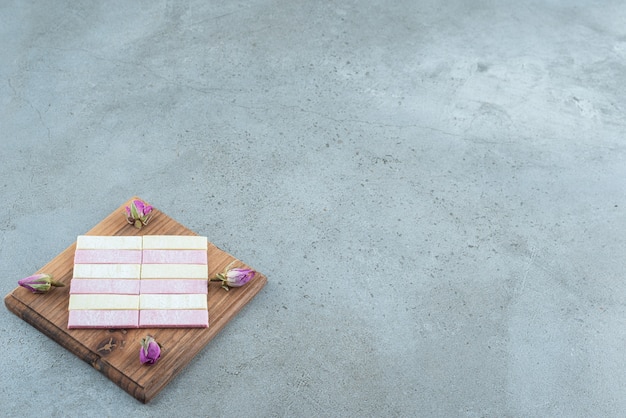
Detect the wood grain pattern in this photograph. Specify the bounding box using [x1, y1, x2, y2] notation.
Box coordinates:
[4, 197, 267, 403]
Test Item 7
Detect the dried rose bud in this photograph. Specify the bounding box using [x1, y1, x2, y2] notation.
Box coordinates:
[225, 268, 255, 287]
[139, 336, 161, 365]
[18, 273, 64, 294]
[125, 199, 153, 229]
[211, 263, 255, 291]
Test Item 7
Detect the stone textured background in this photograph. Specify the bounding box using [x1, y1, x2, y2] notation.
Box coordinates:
[2, 1, 625, 416]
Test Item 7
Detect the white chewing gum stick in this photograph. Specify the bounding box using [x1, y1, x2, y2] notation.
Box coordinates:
[76, 235, 143, 250]
[72, 264, 141, 279]
[140, 264, 208, 279]
[142, 235, 208, 250]
[139, 294, 208, 310]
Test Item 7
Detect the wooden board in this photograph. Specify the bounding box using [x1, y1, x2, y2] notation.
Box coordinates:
[4, 197, 267, 403]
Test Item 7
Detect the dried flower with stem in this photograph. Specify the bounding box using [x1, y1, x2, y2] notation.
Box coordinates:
[210, 261, 255, 291]
[18, 273, 64, 294]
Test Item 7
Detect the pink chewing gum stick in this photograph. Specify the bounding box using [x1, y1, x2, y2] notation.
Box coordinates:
[67, 310, 139, 328]
[74, 249, 142, 264]
[69, 279, 140, 295]
[140, 279, 207, 294]
[141, 249, 207, 264]
[139, 310, 208, 328]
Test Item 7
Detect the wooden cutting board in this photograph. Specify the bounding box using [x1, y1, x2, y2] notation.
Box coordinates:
[4, 197, 267, 403]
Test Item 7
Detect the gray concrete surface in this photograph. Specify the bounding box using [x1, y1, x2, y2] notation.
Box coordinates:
[1, 1, 625, 416]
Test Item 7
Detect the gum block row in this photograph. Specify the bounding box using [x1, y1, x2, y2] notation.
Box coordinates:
[67, 235, 209, 329]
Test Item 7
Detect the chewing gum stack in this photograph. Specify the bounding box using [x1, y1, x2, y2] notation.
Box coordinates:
[68, 235, 209, 329]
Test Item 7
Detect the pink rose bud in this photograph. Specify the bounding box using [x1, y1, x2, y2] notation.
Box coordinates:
[139, 335, 161, 365]
[18, 273, 64, 294]
[225, 268, 255, 287]
[211, 263, 255, 291]
[125, 199, 153, 229]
